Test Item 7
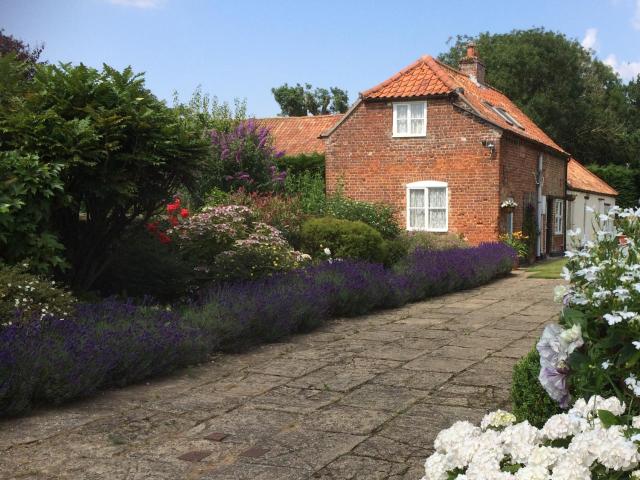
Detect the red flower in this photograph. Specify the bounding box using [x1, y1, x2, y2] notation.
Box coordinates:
[167, 203, 178, 214]
[169, 216, 179, 226]
[173, 197, 181, 207]
[158, 233, 171, 244]
[180, 208, 189, 218]
[146, 222, 158, 233]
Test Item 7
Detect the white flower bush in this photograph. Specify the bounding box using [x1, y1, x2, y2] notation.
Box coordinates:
[421, 206, 640, 480]
[421, 396, 640, 480]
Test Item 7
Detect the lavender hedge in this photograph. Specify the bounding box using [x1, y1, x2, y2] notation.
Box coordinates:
[0, 243, 514, 416]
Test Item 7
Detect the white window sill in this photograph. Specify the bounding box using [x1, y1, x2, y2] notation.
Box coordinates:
[393, 133, 427, 138]
[407, 228, 448, 233]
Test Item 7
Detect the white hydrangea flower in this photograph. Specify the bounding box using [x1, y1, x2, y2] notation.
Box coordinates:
[423, 452, 449, 480]
[527, 445, 564, 469]
[541, 414, 584, 440]
[500, 421, 540, 463]
[481, 410, 517, 430]
[515, 465, 550, 480]
[434, 421, 481, 453]
[594, 425, 640, 470]
[551, 454, 591, 480]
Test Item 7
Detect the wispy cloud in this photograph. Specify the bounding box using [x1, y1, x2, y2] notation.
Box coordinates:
[108, 0, 164, 8]
[581, 28, 599, 51]
[604, 54, 640, 80]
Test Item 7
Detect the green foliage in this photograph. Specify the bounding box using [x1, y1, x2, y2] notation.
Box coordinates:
[0, 29, 44, 78]
[171, 86, 246, 134]
[0, 58, 210, 290]
[0, 150, 67, 272]
[284, 171, 326, 213]
[0, 264, 76, 326]
[399, 231, 469, 253]
[511, 348, 562, 427]
[271, 83, 350, 116]
[587, 164, 639, 208]
[439, 28, 636, 168]
[277, 152, 325, 176]
[324, 193, 400, 239]
[94, 228, 196, 302]
[301, 217, 386, 263]
[500, 231, 529, 260]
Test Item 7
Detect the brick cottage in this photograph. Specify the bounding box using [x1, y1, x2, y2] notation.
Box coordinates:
[261, 45, 570, 257]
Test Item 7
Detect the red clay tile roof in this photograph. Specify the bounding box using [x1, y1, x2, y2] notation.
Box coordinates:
[255, 115, 343, 155]
[360, 55, 566, 155]
[568, 157, 618, 196]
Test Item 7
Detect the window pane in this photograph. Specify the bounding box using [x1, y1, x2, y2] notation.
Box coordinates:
[410, 118, 424, 135]
[428, 187, 446, 208]
[428, 209, 446, 230]
[409, 189, 424, 208]
[396, 119, 408, 134]
[410, 209, 425, 229]
[396, 104, 408, 120]
[410, 102, 424, 120]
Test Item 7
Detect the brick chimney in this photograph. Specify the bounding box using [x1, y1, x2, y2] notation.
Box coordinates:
[459, 42, 485, 84]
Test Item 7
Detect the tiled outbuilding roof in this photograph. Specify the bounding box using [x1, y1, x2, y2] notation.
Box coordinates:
[360, 55, 566, 156]
[567, 157, 618, 196]
[255, 115, 343, 155]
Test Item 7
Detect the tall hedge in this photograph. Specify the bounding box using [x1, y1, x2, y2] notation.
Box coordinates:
[586, 164, 640, 208]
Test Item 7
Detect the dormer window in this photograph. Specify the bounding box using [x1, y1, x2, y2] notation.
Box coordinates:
[393, 101, 426, 137]
[484, 102, 524, 130]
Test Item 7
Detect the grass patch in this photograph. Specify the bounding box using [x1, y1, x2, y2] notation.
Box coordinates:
[526, 258, 567, 279]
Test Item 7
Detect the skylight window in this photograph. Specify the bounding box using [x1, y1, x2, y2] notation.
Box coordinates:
[483, 102, 525, 130]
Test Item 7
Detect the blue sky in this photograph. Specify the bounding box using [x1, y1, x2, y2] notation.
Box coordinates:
[3, 0, 640, 117]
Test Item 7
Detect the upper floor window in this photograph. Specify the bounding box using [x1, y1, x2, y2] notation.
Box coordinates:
[406, 181, 448, 232]
[554, 198, 564, 235]
[393, 101, 426, 137]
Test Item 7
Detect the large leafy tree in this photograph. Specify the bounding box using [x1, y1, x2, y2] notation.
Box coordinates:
[439, 28, 636, 168]
[272, 83, 349, 116]
[0, 57, 209, 289]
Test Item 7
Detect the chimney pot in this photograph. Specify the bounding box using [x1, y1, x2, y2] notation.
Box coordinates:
[466, 42, 476, 58]
[459, 42, 485, 84]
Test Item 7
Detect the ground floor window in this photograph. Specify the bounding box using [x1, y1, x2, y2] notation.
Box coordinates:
[406, 181, 448, 232]
[554, 198, 564, 234]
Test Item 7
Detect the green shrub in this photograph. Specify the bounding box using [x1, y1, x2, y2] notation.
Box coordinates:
[0, 57, 210, 290]
[325, 194, 400, 239]
[94, 228, 196, 302]
[0, 264, 76, 326]
[399, 231, 468, 253]
[511, 348, 562, 427]
[301, 217, 386, 263]
[284, 171, 326, 214]
[277, 152, 325, 176]
[382, 237, 410, 266]
[0, 150, 67, 273]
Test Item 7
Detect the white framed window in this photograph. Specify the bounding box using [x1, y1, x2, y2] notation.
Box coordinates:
[393, 101, 426, 137]
[406, 181, 448, 232]
[554, 198, 564, 235]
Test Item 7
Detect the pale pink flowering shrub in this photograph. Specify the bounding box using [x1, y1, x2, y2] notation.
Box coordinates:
[173, 205, 309, 282]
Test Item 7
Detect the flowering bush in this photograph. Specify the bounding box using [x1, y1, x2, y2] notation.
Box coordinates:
[422, 395, 640, 480]
[147, 197, 189, 244]
[501, 198, 519, 209]
[210, 119, 286, 193]
[0, 264, 75, 327]
[173, 204, 308, 283]
[536, 206, 640, 412]
[500, 231, 530, 260]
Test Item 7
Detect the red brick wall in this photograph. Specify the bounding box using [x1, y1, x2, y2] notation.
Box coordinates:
[499, 134, 566, 254]
[325, 99, 502, 244]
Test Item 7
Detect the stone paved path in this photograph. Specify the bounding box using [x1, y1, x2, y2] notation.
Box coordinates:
[0, 271, 560, 480]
